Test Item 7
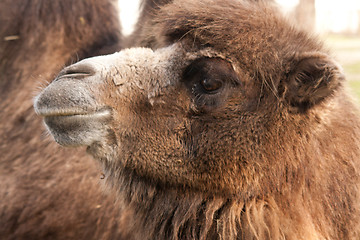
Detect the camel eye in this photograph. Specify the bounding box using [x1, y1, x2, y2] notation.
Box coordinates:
[183, 57, 239, 112]
[200, 78, 223, 93]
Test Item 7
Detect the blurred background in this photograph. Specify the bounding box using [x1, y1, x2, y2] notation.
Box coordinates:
[118, 0, 360, 99]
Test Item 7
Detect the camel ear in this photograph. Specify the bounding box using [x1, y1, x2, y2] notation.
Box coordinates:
[285, 52, 344, 111]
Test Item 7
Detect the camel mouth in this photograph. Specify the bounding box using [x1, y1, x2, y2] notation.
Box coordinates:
[38, 107, 111, 118]
[43, 107, 112, 125]
[44, 109, 111, 122]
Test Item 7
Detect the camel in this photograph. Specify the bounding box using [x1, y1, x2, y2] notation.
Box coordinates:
[34, 0, 360, 239]
[0, 0, 127, 239]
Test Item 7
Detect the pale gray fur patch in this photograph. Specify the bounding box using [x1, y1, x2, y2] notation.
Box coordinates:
[93, 44, 189, 102]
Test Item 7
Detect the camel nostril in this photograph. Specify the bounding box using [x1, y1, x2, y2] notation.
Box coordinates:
[56, 63, 96, 80]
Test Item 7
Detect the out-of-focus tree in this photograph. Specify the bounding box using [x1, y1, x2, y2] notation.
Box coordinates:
[295, 0, 316, 31]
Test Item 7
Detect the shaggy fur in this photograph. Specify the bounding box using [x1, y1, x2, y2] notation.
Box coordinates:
[128, 0, 273, 48]
[0, 1, 134, 239]
[34, 0, 360, 239]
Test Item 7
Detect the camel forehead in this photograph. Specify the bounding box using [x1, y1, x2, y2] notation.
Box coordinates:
[149, 1, 301, 78]
[153, 1, 282, 44]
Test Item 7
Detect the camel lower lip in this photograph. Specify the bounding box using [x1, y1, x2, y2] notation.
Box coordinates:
[43, 108, 112, 146]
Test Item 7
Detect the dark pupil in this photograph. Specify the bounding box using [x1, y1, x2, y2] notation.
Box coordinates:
[200, 78, 222, 92]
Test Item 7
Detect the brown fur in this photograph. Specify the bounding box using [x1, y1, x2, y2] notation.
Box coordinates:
[0, 1, 135, 239]
[128, 0, 273, 48]
[34, 0, 360, 239]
